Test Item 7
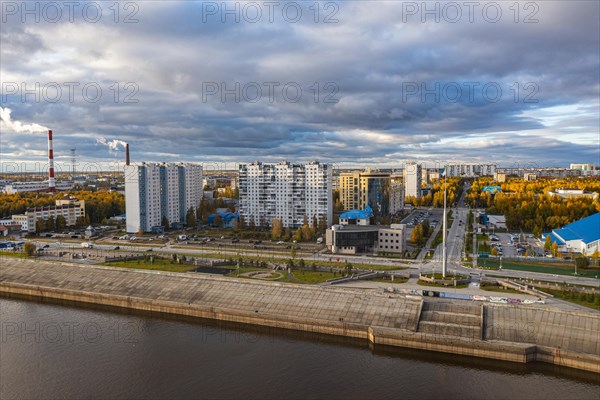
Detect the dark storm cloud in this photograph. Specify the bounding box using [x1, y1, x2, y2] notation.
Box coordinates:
[1, 1, 598, 168]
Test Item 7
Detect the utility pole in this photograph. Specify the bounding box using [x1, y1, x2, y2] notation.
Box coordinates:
[442, 173, 447, 278]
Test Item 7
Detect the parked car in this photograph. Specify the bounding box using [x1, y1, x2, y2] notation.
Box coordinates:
[277, 241, 285, 245]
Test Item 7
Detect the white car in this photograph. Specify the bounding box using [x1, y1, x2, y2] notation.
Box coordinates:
[522, 299, 535, 304]
[277, 241, 285, 245]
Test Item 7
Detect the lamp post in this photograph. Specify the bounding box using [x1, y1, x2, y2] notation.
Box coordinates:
[442, 173, 447, 278]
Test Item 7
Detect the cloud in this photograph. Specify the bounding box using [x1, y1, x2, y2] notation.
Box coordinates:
[0, 1, 598, 168]
[0, 107, 49, 133]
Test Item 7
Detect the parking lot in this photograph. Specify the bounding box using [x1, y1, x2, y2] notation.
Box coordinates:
[483, 232, 544, 258]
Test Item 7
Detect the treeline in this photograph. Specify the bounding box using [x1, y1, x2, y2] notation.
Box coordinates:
[467, 178, 600, 234]
[405, 178, 463, 207]
[0, 190, 125, 225]
[271, 216, 327, 242]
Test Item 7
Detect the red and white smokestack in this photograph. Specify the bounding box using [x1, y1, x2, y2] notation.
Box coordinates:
[125, 143, 130, 166]
[48, 130, 56, 192]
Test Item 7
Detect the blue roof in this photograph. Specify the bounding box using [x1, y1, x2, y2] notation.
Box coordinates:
[542, 232, 566, 245]
[340, 205, 373, 220]
[555, 212, 600, 244]
[482, 186, 502, 193]
[208, 212, 240, 224]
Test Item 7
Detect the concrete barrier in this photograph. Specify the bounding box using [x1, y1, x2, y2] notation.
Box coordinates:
[1, 259, 599, 373]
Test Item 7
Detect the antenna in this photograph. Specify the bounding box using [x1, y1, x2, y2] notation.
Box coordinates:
[70, 148, 77, 179]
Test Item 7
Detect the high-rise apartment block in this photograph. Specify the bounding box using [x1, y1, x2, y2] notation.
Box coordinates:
[339, 169, 390, 216]
[238, 161, 332, 228]
[444, 163, 496, 177]
[125, 163, 203, 233]
[404, 162, 422, 199]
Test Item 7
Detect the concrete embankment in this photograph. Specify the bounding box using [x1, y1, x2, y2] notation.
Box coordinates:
[0, 258, 598, 373]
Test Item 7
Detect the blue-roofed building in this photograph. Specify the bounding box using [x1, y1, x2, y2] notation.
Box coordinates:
[542, 213, 600, 255]
[339, 205, 373, 226]
[482, 186, 502, 194]
[208, 212, 240, 228]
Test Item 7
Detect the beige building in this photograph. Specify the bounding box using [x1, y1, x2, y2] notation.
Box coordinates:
[13, 195, 86, 232]
[494, 172, 507, 183]
[547, 188, 599, 201]
[378, 224, 407, 254]
[339, 169, 390, 216]
[523, 173, 537, 181]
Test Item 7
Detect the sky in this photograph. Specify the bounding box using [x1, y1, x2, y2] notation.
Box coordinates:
[1, 1, 599, 173]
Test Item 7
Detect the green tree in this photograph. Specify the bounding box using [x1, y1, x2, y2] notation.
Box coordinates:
[55, 215, 66, 230]
[298, 259, 305, 269]
[575, 257, 590, 270]
[186, 207, 196, 227]
[45, 216, 56, 231]
[35, 218, 45, 233]
[24, 242, 36, 256]
[161, 216, 170, 230]
[290, 245, 297, 260]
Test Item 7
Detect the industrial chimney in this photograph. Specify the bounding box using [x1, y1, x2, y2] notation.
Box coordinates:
[125, 143, 130, 166]
[48, 130, 56, 192]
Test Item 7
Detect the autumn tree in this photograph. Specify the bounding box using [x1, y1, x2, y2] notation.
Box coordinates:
[161, 216, 170, 230]
[271, 218, 283, 240]
[302, 223, 312, 241]
[544, 235, 552, 251]
[23, 242, 36, 256]
[213, 213, 223, 227]
[551, 241, 559, 257]
[35, 218, 45, 233]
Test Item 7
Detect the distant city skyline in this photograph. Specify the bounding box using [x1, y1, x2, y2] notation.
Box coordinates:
[1, 2, 598, 167]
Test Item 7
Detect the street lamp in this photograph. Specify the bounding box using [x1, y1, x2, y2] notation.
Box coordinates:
[442, 172, 447, 278]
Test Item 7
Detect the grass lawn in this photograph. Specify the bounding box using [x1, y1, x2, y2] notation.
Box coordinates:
[417, 281, 469, 289]
[290, 270, 338, 284]
[104, 258, 197, 273]
[0, 251, 28, 258]
[225, 268, 337, 284]
[151, 250, 408, 272]
[479, 285, 523, 295]
[369, 276, 409, 284]
[545, 289, 600, 311]
[478, 259, 600, 278]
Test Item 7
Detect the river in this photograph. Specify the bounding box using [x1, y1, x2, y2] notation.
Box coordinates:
[0, 298, 598, 399]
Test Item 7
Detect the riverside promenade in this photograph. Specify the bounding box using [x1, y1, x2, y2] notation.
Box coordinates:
[1, 258, 599, 373]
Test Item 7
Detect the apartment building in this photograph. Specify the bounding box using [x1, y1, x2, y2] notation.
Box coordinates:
[12, 195, 85, 232]
[125, 163, 203, 233]
[238, 161, 332, 228]
[339, 169, 390, 216]
[444, 163, 496, 177]
[404, 162, 422, 199]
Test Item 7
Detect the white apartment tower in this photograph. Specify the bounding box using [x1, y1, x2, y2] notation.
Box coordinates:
[444, 163, 496, 177]
[404, 162, 422, 199]
[125, 163, 202, 233]
[239, 161, 332, 228]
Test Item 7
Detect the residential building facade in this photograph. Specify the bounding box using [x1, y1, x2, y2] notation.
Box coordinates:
[125, 163, 203, 233]
[12, 195, 85, 232]
[404, 162, 422, 199]
[238, 161, 332, 228]
[445, 163, 496, 177]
